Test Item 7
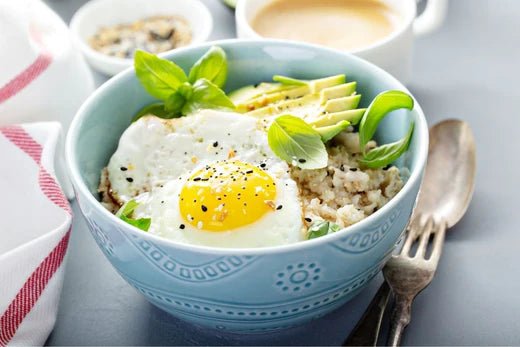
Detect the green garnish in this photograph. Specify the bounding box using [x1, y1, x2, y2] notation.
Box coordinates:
[181, 78, 235, 115]
[133, 46, 234, 121]
[188, 46, 228, 88]
[359, 123, 414, 169]
[134, 102, 175, 120]
[116, 199, 151, 232]
[267, 115, 328, 169]
[135, 50, 188, 100]
[358, 90, 415, 169]
[308, 220, 340, 239]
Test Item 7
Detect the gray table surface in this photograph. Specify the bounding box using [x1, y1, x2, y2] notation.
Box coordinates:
[43, 0, 520, 345]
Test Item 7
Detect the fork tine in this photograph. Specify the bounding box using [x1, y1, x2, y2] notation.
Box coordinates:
[415, 217, 434, 258]
[400, 218, 420, 255]
[428, 219, 447, 264]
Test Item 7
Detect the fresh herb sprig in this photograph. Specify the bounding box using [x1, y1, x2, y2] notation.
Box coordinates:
[267, 115, 350, 170]
[267, 115, 328, 169]
[308, 220, 340, 239]
[358, 90, 415, 169]
[116, 199, 151, 231]
[133, 46, 235, 120]
[267, 90, 415, 170]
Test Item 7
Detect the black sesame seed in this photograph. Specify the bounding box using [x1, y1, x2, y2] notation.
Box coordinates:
[260, 163, 267, 168]
[120, 166, 128, 171]
[298, 159, 307, 163]
[340, 164, 345, 172]
[201, 205, 208, 212]
[213, 141, 219, 147]
[305, 217, 312, 222]
[350, 168, 358, 172]
[161, 201, 165, 204]
[179, 224, 185, 229]
[126, 177, 133, 183]
[246, 170, 253, 174]
[276, 205, 283, 210]
[193, 177, 201, 181]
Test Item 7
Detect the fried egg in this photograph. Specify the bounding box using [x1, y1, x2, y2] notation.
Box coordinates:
[106, 110, 303, 248]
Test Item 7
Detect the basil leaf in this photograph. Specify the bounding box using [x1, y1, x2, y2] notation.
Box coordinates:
[182, 78, 235, 115]
[188, 46, 228, 89]
[359, 122, 414, 169]
[267, 115, 328, 169]
[273, 75, 307, 86]
[315, 120, 350, 143]
[134, 50, 188, 100]
[133, 102, 174, 121]
[120, 215, 151, 231]
[116, 199, 151, 232]
[116, 199, 139, 218]
[308, 220, 340, 239]
[359, 90, 414, 154]
[164, 92, 186, 113]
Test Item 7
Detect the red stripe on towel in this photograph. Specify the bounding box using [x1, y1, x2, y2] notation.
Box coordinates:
[0, 125, 72, 346]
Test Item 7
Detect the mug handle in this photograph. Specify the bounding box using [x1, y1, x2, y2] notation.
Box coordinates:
[414, 0, 449, 37]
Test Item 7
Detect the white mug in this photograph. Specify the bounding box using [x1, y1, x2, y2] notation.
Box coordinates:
[236, 0, 448, 83]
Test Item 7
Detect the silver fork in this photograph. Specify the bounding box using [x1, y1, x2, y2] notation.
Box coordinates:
[383, 215, 446, 346]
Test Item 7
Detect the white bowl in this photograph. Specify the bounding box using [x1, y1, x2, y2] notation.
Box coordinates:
[70, 0, 213, 76]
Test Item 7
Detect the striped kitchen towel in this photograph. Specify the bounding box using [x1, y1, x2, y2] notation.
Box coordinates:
[0, 123, 72, 346]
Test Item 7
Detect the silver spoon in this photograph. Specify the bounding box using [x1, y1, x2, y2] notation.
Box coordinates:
[344, 119, 476, 346]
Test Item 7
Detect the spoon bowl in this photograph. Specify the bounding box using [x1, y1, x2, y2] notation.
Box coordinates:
[413, 119, 477, 227]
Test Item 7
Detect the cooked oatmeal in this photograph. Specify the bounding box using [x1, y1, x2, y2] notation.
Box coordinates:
[291, 130, 403, 230]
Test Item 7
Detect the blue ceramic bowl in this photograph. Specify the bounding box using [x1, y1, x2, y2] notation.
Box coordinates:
[66, 39, 428, 333]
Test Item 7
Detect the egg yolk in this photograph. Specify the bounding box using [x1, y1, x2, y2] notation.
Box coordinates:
[179, 160, 277, 231]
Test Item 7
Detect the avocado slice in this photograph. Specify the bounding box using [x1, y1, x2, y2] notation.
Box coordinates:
[247, 94, 321, 118]
[315, 120, 351, 143]
[320, 82, 357, 104]
[229, 83, 288, 105]
[309, 108, 366, 127]
[324, 95, 361, 113]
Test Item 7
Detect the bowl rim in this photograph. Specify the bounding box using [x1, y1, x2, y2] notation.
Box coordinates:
[66, 38, 428, 255]
[69, 0, 213, 70]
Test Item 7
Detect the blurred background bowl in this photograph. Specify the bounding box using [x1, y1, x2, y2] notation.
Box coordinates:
[66, 39, 428, 333]
[70, 0, 213, 76]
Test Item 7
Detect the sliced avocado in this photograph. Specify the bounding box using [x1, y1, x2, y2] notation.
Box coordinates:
[247, 94, 320, 118]
[320, 82, 357, 104]
[248, 93, 363, 120]
[324, 95, 361, 113]
[315, 120, 351, 142]
[229, 83, 285, 105]
[309, 108, 366, 127]
[310, 74, 346, 92]
[231, 74, 346, 113]
[234, 85, 312, 113]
